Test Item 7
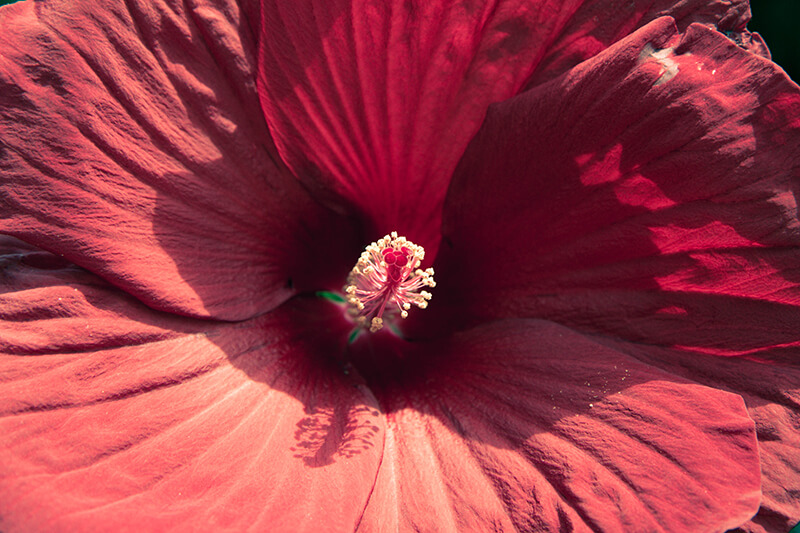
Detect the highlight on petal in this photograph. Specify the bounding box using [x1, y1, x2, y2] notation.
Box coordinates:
[523, 0, 760, 87]
[594, 338, 800, 533]
[0, 241, 383, 532]
[0, 0, 360, 321]
[433, 17, 800, 358]
[351, 319, 760, 532]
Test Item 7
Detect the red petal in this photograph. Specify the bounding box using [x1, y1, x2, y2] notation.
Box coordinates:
[432, 18, 800, 357]
[595, 338, 800, 533]
[352, 320, 760, 532]
[0, 241, 382, 531]
[249, 0, 562, 253]
[524, 0, 758, 87]
[254, 0, 751, 255]
[0, 0, 359, 320]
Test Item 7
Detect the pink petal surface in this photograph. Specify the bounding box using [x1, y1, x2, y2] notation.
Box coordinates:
[430, 18, 800, 359]
[593, 338, 800, 533]
[351, 320, 760, 532]
[0, 239, 382, 532]
[0, 0, 360, 321]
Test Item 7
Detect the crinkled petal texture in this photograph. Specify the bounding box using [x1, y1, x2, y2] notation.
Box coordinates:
[350, 320, 760, 532]
[594, 338, 800, 533]
[432, 16, 800, 530]
[0, 238, 383, 532]
[0, 0, 360, 321]
[433, 17, 800, 359]
[522, 0, 763, 88]
[0, 0, 755, 317]
[254, 0, 751, 255]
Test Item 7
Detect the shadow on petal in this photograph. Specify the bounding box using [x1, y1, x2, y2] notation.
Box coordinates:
[349, 319, 761, 532]
[0, 239, 383, 532]
[425, 18, 800, 358]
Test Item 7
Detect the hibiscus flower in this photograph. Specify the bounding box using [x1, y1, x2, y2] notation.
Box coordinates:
[1, 0, 799, 531]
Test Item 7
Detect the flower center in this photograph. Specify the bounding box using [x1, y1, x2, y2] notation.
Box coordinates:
[344, 232, 435, 332]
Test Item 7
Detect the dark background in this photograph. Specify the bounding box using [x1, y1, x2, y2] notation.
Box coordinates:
[749, 0, 799, 81]
[0, 0, 796, 79]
